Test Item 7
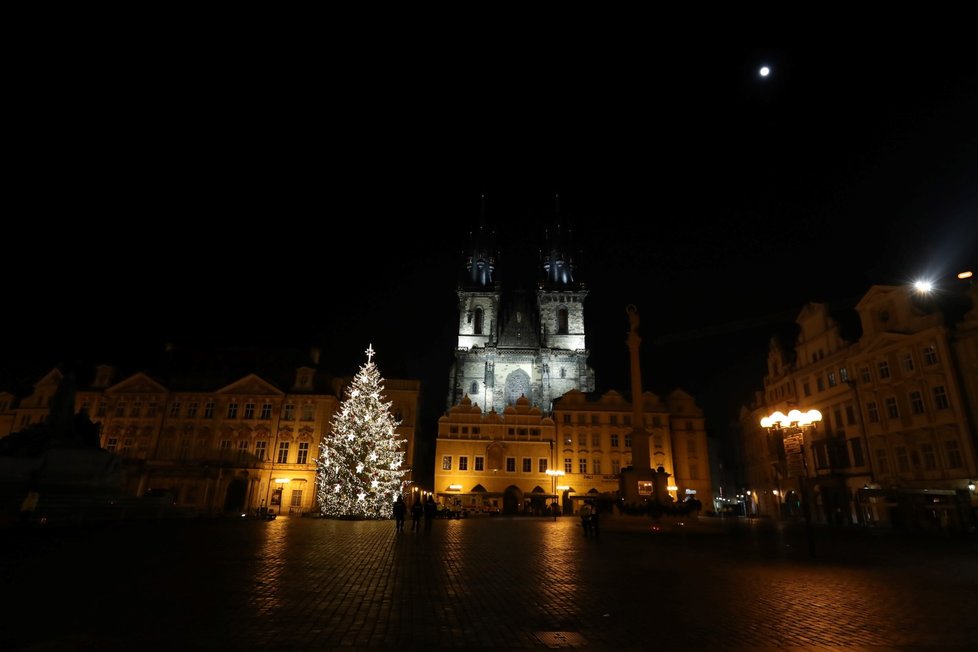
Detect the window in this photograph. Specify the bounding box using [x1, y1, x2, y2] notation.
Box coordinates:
[237, 440, 249, 459]
[687, 438, 697, 455]
[301, 404, 315, 421]
[297, 442, 309, 465]
[277, 442, 290, 464]
[653, 435, 663, 450]
[840, 367, 849, 383]
[895, 446, 910, 473]
[578, 433, 586, 446]
[538, 458, 548, 472]
[187, 401, 199, 418]
[850, 439, 864, 466]
[459, 456, 468, 471]
[106, 437, 118, 452]
[227, 402, 238, 419]
[579, 458, 587, 474]
[470, 381, 478, 395]
[96, 402, 107, 417]
[147, 402, 158, 417]
[945, 440, 963, 468]
[255, 441, 267, 461]
[475, 456, 484, 471]
[901, 353, 914, 373]
[828, 372, 837, 387]
[860, 367, 871, 383]
[846, 405, 857, 425]
[506, 457, 516, 472]
[593, 459, 602, 474]
[131, 401, 142, 418]
[564, 458, 572, 474]
[557, 307, 569, 334]
[933, 386, 949, 410]
[290, 490, 303, 507]
[920, 443, 936, 471]
[875, 449, 889, 474]
[563, 414, 571, 424]
[884, 397, 899, 419]
[474, 307, 484, 335]
[909, 391, 925, 415]
[560, 367, 566, 379]
[578, 414, 586, 425]
[867, 401, 880, 423]
[816, 377, 825, 392]
[611, 460, 620, 474]
[624, 434, 632, 448]
[244, 402, 255, 419]
[220, 439, 232, 451]
[591, 415, 600, 425]
[623, 415, 631, 426]
[260, 403, 272, 420]
[878, 361, 890, 379]
[803, 382, 811, 397]
[522, 457, 532, 472]
[591, 433, 600, 447]
[204, 401, 215, 418]
[610, 433, 619, 447]
[923, 345, 938, 365]
[168, 401, 180, 417]
[115, 402, 127, 417]
[283, 404, 295, 420]
[610, 415, 618, 425]
[653, 416, 662, 427]
[442, 456, 452, 471]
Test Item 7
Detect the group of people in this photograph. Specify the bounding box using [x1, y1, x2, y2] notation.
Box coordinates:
[392, 495, 436, 532]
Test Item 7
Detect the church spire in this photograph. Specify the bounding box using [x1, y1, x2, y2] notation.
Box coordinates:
[462, 194, 496, 288]
[541, 193, 579, 288]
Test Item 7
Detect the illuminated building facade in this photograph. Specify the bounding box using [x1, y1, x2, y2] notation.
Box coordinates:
[0, 348, 420, 515]
[436, 218, 713, 513]
[740, 283, 978, 529]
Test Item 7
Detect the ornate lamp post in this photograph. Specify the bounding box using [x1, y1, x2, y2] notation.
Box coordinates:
[760, 408, 822, 559]
[546, 469, 565, 520]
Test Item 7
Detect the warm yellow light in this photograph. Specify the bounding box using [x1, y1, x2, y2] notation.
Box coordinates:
[959, 271, 974, 280]
[448, 484, 463, 490]
[787, 409, 803, 424]
[667, 485, 679, 491]
[556, 485, 570, 491]
[274, 478, 290, 484]
[546, 469, 565, 477]
[806, 409, 822, 423]
[773, 489, 780, 496]
[760, 416, 773, 428]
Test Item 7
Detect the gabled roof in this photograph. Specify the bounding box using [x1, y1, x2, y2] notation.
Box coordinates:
[215, 373, 285, 397]
[105, 372, 168, 395]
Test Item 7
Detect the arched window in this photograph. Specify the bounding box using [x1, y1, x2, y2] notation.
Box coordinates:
[470, 381, 479, 395]
[474, 307, 484, 335]
[557, 307, 569, 335]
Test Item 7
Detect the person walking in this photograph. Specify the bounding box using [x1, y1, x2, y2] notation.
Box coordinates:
[579, 501, 592, 537]
[392, 495, 406, 532]
[411, 499, 423, 531]
[423, 496, 436, 532]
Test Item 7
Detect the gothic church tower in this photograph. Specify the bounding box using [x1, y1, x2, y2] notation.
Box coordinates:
[447, 208, 594, 413]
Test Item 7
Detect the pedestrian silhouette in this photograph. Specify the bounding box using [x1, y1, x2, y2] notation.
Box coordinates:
[423, 496, 436, 532]
[411, 500, 423, 531]
[393, 495, 406, 532]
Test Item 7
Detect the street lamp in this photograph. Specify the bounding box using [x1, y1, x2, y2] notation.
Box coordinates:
[760, 408, 822, 559]
[546, 469, 565, 520]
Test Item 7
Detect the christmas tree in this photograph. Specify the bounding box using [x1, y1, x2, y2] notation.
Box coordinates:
[316, 344, 407, 518]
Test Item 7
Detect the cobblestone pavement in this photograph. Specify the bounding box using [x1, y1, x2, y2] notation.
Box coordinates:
[2, 514, 977, 650]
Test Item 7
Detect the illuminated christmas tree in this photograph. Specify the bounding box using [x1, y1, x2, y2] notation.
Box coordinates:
[316, 344, 407, 518]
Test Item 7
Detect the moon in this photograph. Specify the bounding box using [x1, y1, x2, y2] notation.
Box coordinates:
[759, 66, 771, 77]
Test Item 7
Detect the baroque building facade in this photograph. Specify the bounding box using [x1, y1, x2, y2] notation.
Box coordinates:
[436, 219, 713, 514]
[740, 282, 978, 530]
[0, 348, 420, 517]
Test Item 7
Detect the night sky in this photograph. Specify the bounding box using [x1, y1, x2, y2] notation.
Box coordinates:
[3, 45, 976, 478]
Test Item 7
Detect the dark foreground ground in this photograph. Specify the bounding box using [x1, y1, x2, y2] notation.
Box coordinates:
[2, 514, 976, 650]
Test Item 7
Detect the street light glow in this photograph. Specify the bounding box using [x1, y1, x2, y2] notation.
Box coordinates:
[914, 280, 934, 293]
[958, 271, 973, 280]
[759, 66, 770, 77]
